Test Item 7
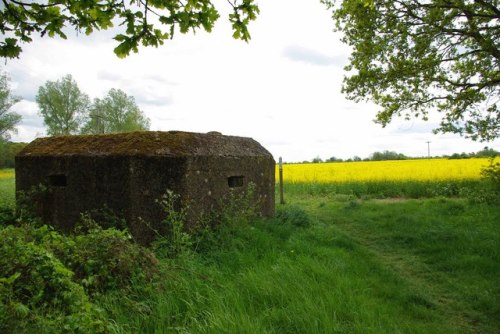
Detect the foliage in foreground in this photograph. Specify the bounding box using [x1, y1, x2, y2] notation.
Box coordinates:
[0, 185, 259, 333]
[0, 213, 157, 332]
[0, 0, 259, 59]
[0, 225, 110, 333]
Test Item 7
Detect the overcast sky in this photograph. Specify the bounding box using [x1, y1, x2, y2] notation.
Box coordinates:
[4, 0, 499, 162]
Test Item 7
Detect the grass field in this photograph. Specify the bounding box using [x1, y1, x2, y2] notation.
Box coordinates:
[98, 196, 500, 333]
[1, 164, 499, 333]
[0, 169, 14, 207]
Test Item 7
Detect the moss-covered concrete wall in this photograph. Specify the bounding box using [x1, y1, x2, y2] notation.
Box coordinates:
[15, 131, 275, 245]
[184, 156, 275, 221]
[15, 155, 132, 232]
[127, 156, 188, 244]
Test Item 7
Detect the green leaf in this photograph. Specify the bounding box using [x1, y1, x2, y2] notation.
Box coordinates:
[0, 272, 21, 284]
[113, 41, 132, 59]
[0, 39, 22, 59]
[13, 302, 30, 317]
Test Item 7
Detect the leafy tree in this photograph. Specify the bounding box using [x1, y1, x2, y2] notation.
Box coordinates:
[370, 150, 407, 161]
[0, 0, 259, 59]
[36, 74, 90, 136]
[0, 141, 27, 168]
[449, 152, 470, 159]
[326, 156, 343, 162]
[475, 146, 499, 158]
[312, 156, 324, 163]
[322, 0, 500, 141]
[82, 88, 150, 134]
[0, 70, 21, 141]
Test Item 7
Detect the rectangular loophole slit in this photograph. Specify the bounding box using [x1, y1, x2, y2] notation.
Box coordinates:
[48, 174, 67, 187]
[228, 176, 244, 188]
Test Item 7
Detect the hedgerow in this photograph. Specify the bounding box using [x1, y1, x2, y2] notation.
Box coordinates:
[0, 211, 158, 332]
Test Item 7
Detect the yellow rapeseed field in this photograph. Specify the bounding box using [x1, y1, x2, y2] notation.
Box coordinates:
[277, 158, 493, 183]
[0, 169, 14, 180]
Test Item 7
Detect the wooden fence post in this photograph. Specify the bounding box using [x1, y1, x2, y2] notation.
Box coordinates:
[279, 157, 284, 205]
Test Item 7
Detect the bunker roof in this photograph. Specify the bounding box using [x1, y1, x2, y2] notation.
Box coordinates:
[17, 131, 271, 157]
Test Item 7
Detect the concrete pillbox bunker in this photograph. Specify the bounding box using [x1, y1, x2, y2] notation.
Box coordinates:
[15, 131, 275, 244]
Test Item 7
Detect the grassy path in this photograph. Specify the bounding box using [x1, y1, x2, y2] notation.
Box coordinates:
[303, 198, 500, 333]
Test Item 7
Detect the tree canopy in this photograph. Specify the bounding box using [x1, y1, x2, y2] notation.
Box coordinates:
[37, 75, 150, 136]
[0, 69, 21, 141]
[82, 88, 150, 134]
[323, 0, 500, 141]
[0, 141, 26, 168]
[0, 0, 259, 59]
[36, 74, 90, 136]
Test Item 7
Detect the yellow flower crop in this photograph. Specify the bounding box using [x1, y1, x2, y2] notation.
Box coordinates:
[0, 169, 14, 180]
[277, 158, 492, 183]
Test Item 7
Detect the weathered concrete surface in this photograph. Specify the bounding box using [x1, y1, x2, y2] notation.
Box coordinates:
[16, 131, 275, 244]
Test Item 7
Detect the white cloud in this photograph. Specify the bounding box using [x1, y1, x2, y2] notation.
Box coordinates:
[283, 45, 346, 67]
[9, 101, 45, 141]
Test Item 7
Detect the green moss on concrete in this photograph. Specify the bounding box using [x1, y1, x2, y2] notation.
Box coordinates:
[17, 131, 269, 157]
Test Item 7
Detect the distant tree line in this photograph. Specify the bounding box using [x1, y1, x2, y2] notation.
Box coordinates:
[304, 147, 499, 164]
[0, 141, 26, 168]
[309, 150, 408, 164]
[447, 147, 499, 160]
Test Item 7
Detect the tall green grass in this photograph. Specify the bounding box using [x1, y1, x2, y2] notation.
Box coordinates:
[1, 170, 499, 333]
[305, 198, 500, 333]
[100, 216, 468, 333]
[98, 197, 500, 333]
[281, 180, 483, 199]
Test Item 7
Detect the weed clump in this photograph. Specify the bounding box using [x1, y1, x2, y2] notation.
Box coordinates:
[150, 190, 193, 259]
[276, 205, 311, 227]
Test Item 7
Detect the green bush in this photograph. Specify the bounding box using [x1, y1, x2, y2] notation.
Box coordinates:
[481, 158, 500, 192]
[464, 158, 500, 204]
[76, 206, 128, 232]
[0, 225, 112, 333]
[0, 205, 15, 226]
[70, 218, 158, 294]
[0, 207, 158, 332]
[14, 184, 47, 226]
